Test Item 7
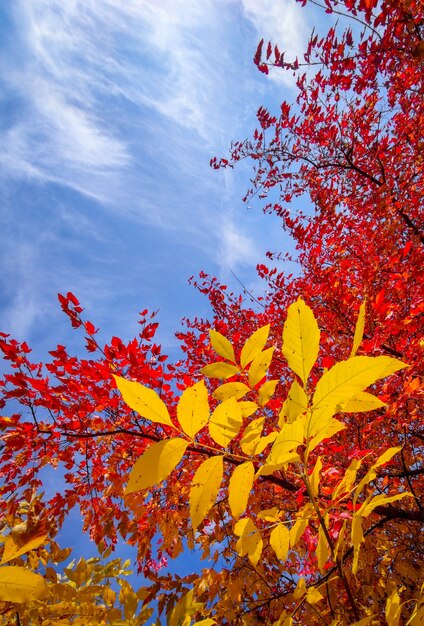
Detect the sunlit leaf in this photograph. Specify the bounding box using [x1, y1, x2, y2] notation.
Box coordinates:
[240, 325, 270, 369]
[1, 529, 48, 565]
[354, 446, 402, 498]
[306, 416, 346, 453]
[177, 380, 209, 438]
[0, 566, 48, 602]
[258, 379, 279, 406]
[350, 299, 366, 358]
[229, 461, 255, 519]
[114, 375, 173, 427]
[209, 397, 243, 447]
[240, 417, 265, 455]
[332, 458, 364, 501]
[238, 401, 259, 418]
[125, 438, 189, 494]
[234, 518, 263, 566]
[212, 382, 250, 402]
[190, 456, 224, 531]
[248, 347, 275, 388]
[267, 415, 304, 465]
[316, 524, 330, 572]
[209, 329, 236, 363]
[306, 586, 324, 604]
[279, 380, 308, 427]
[313, 356, 407, 412]
[386, 588, 401, 626]
[340, 391, 386, 413]
[201, 362, 239, 380]
[309, 456, 322, 498]
[359, 492, 412, 518]
[282, 298, 320, 385]
[270, 524, 290, 561]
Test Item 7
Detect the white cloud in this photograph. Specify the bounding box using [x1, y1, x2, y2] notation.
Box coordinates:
[240, 0, 311, 85]
[218, 217, 259, 271]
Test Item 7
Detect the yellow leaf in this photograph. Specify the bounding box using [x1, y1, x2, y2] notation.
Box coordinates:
[282, 298, 320, 385]
[316, 525, 330, 572]
[258, 379, 279, 406]
[332, 458, 364, 501]
[0, 565, 48, 602]
[240, 417, 265, 455]
[238, 401, 259, 418]
[193, 620, 216, 625]
[201, 362, 239, 379]
[169, 589, 204, 626]
[125, 438, 189, 494]
[306, 417, 346, 454]
[386, 588, 401, 626]
[270, 524, 290, 561]
[293, 577, 307, 599]
[290, 504, 313, 548]
[359, 492, 412, 518]
[407, 605, 424, 625]
[209, 397, 243, 447]
[113, 375, 173, 427]
[309, 457, 322, 498]
[312, 356, 407, 413]
[248, 347, 275, 388]
[212, 382, 250, 401]
[279, 380, 308, 427]
[103, 586, 116, 606]
[354, 446, 402, 498]
[190, 456, 224, 531]
[267, 416, 304, 465]
[254, 431, 278, 455]
[1, 530, 48, 565]
[234, 518, 263, 566]
[209, 329, 236, 363]
[340, 391, 386, 413]
[177, 380, 209, 438]
[306, 586, 324, 604]
[256, 453, 300, 477]
[351, 513, 364, 575]
[257, 507, 280, 522]
[229, 462, 255, 519]
[240, 324, 270, 369]
[350, 299, 366, 358]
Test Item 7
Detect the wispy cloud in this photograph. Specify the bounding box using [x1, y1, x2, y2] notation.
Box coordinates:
[0, 0, 307, 345]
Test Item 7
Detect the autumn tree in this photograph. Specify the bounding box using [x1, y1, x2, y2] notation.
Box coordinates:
[0, 0, 423, 624]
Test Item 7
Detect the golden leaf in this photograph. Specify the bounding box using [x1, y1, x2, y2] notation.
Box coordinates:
[234, 518, 263, 566]
[201, 362, 239, 380]
[177, 380, 209, 438]
[209, 329, 236, 363]
[190, 456, 224, 531]
[212, 382, 250, 402]
[113, 375, 173, 427]
[228, 462, 255, 519]
[240, 324, 270, 369]
[312, 356, 407, 413]
[248, 347, 275, 388]
[0, 566, 48, 602]
[350, 299, 366, 358]
[282, 298, 320, 385]
[270, 524, 290, 561]
[125, 438, 189, 494]
[279, 380, 308, 427]
[209, 397, 243, 448]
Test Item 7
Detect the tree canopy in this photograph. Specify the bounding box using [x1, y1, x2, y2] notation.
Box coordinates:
[0, 0, 423, 624]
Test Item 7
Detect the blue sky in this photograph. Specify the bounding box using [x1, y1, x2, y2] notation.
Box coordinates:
[0, 0, 326, 363]
[0, 0, 329, 614]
